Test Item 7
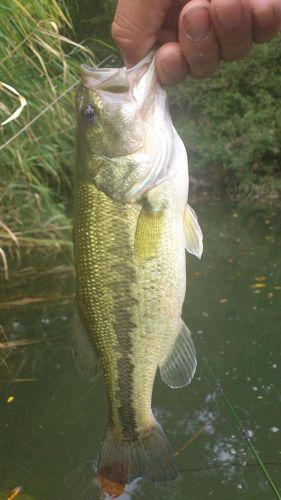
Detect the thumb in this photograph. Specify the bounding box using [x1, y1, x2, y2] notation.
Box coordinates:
[112, 0, 173, 66]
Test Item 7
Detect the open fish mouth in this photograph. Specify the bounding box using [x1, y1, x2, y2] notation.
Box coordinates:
[80, 52, 155, 99]
[78, 53, 159, 161]
[81, 65, 130, 93]
[77, 51, 175, 199]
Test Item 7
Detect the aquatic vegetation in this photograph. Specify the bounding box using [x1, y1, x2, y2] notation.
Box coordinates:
[0, 323, 39, 388]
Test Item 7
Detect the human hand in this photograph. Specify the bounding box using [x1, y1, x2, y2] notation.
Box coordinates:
[112, 0, 281, 84]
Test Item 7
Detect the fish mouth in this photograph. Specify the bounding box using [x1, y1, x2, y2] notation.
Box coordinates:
[80, 52, 155, 94]
[81, 65, 130, 93]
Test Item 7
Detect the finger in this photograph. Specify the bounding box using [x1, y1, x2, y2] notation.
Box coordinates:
[211, 0, 253, 61]
[155, 42, 190, 85]
[250, 0, 281, 44]
[157, 28, 178, 45]
[112, 0, 174, 66]
[178, 0, 220, 79]
[162, 2, 187, 28]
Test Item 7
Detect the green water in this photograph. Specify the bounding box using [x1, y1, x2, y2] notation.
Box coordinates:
[1, 201, 280, 500]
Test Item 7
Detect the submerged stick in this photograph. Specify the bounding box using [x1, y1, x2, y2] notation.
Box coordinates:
[0, 293, 74, 309]
[175, 422, 208, 457]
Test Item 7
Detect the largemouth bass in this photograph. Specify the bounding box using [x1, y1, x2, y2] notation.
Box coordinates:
[73, 53, 203, 487]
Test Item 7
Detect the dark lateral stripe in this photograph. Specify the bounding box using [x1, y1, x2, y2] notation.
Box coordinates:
[110, 206, 138, 440]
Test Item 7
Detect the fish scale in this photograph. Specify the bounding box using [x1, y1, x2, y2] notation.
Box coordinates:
[75, 182, 139, 435]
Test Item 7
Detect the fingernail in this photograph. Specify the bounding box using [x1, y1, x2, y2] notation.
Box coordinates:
[183, 7, 212, 41]
[215, 0, 242, 29]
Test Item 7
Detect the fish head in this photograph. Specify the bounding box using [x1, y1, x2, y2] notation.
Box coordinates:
[76, 53, 160, 155]
[76, 53, 174, 199]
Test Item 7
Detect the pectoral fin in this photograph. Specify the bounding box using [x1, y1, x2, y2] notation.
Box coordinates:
[184, 204, 203, 259]
[72, 308, 100, 380]
[159, 320, 197, 389]
[134, 207, 164, 261]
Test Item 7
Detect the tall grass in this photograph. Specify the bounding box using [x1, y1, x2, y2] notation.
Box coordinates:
[0, 0, 99, 273]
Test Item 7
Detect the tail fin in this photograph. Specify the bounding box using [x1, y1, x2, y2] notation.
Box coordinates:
[98, 420, 177, 487]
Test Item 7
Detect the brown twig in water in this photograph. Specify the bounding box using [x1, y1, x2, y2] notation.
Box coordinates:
[1, 378, 36, 382]
[175, 422, 209, 457]
[0, 293, 74, 309]
[0, 338, 42, 349]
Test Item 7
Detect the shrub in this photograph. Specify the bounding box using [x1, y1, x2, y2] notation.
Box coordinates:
[170, 35, 281, 198]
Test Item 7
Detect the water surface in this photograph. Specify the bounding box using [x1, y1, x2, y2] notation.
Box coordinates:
[0, 201, 280, 499]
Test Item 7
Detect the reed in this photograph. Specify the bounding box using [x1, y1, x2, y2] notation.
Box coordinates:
[0, 0, 98, 273]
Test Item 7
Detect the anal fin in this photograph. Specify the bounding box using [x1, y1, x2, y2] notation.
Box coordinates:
[159, 320, 197, 389]
[72, 308, 100, 381]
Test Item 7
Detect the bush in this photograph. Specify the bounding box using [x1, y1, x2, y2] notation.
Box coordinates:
[170, 35, 281, 199]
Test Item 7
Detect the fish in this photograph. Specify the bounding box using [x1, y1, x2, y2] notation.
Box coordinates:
[73, 52, 203, 489]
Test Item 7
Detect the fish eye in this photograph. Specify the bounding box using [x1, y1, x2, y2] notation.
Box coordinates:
[83, 104, 96, 122]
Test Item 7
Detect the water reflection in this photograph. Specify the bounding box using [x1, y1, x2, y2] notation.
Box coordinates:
[0, 201, 280, 499]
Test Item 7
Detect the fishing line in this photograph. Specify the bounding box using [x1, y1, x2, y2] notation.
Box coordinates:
[0, 54, 116, 151]
[199, 350, 281, 499]
[180, 460, 281, 474]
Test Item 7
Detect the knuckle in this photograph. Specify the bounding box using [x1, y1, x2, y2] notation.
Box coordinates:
[111, 21, 120, 43]
[111, 21, 135, 49]
[111, 21, 126, 44]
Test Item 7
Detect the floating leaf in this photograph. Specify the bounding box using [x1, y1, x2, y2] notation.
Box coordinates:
[255, 276, 266, 281]
[250, 283, 266, 289]
[267, 292, 273, 300]
[7, 486, 23, 500]
[7, 395, 15, 403]
[219, 298, 228, 304]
